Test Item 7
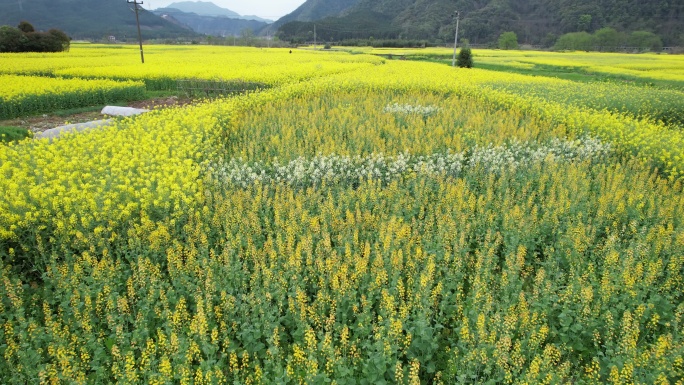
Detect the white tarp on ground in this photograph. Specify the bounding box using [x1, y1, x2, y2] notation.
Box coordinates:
[101, 106, 149, 117]
[34, 106, 150, 140]
[35, 120, 114, 140]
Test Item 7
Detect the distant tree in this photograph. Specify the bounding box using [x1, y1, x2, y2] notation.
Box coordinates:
[48, 29, 71, 51]
[577, 14, 592, 32]
[17, 21, 35, 33]
[0, 22, 70, 53]
[498, 31, 518, 50]
[541, 33, 557, 48]
[554, 32, 595, 51]
[629, 31, 663, 52]
[456, 47, 473, 68]
[594, 27, 623, 51]
[0, 26, 28, 52]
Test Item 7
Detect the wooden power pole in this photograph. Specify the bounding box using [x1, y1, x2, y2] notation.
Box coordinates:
[128, 0, 145, 63]
[452, 11, 460, 67]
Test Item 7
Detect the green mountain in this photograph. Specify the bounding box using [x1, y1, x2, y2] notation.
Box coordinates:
[277, 0, 683, 46]
[264, 0, 361, 33]
[0, 0, 196, 40]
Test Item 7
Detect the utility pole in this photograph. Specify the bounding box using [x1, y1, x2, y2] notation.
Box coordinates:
[451, 11, 460, 67]
[128, 0, 145, 64]
[314, 24, 317, 50]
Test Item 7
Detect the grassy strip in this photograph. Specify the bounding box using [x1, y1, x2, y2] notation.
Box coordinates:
[478, 62, 684, 89]
[376, 51, 684, 89]
[0, 126, 31, 143]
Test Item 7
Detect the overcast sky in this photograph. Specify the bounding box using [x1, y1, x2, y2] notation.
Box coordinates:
[144, 0, 307, 20]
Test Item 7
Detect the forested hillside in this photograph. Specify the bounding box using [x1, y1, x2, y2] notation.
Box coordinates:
[0, 0, 195, 40]
[264, 0, 361, 34]
[277, 0, 683, 46]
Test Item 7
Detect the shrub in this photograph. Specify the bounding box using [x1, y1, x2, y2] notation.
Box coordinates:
[498, 31, 519, 50]
[456, 47, 473, 68]
[629, 31, 663, 52]
[553, 32, 595, 51]
[594, 27, 624, 51]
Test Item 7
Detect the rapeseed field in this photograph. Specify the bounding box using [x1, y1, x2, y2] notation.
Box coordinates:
[0, 45, 682, 384]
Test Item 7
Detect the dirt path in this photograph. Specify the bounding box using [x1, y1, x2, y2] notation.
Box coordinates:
[1, 96, 194, 134]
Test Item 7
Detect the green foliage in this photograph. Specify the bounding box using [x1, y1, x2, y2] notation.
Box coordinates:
[16, 21, 34, 33]
[554, 31, 595, 51]
[629, 31, 663, 52]
[0, 126, 31, 143]
[554, 28, 664, 52]
[594, 27, 623, 51]
[0, 22, 70, 53]
[577, 14, 592, 32]
[0, 26, 27, 52]
[456, 47, 473, 68]
[498, 31, 519, 50]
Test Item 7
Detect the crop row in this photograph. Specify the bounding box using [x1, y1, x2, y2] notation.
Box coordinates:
[0, 45, 385, 91]
[0, 75, 145, 120]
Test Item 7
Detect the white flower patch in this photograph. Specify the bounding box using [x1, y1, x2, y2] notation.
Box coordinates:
[383, 103, 441, 118]
[209, 136, 612, 189]
[467, 137, 613, 173]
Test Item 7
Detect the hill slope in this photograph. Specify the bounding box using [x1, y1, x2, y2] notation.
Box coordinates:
[0, 0, 195, 40]
[165, 1, 240, 17]
[163, 1, 272, 22]
[276, 0, 683, 45]
[154, 8, 268, 36]
[263, 0, 361, 34]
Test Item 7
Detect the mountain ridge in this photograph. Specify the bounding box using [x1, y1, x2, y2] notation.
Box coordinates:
[153, 8, 269, 36]
[263, 0, 360, 34]
[0, 0, 195, 40]
[164, 1, 273, 23]
[275, 0, 683, 46]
